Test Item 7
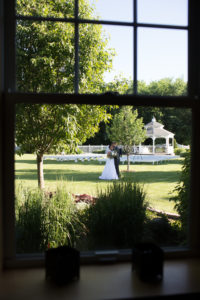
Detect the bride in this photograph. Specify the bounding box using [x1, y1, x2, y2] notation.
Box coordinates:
[99, 143, 119, 180]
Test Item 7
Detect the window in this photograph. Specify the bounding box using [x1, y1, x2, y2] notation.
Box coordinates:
[15, 0, 188, 95]
[14, 103, 192, 254]
[2, 0, 200, 267]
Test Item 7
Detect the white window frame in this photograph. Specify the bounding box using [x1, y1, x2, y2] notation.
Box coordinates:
[2, 0, 200, 268]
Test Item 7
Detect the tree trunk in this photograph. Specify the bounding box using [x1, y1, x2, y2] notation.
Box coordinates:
[127, 153, 130, 171]
[37, 153, 45, 189]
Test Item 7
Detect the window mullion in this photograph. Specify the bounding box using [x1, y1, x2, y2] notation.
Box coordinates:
[3, 95, 16, 263]
[188, 0, 200, 97]
[189, 104, 200, 253]
[133, 0, 137, 94]
[75, 0, 79, 94]
[5, 0, 16, 92]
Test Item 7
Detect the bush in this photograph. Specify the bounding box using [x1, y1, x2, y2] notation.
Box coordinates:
[143, 215, 182, 246]
[15, 185, 47, 253]
[75, 147, 83, 154]
[92, 149, 105, 154]
[174, 148, 188, 157]
[84, 181, 147, 249]
[45, 184, 85, 248]
[174, 139, 178, 149]
[15, 183, 86, 253]
[170, 150, 190, 236]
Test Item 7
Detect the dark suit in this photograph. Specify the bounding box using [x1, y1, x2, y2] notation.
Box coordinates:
[114, 146, 122, 177]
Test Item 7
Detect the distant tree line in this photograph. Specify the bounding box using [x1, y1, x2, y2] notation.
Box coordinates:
[86, 78, 191, 146]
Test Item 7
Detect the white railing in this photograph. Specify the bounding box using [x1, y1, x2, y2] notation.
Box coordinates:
[78, 145, 107, 153]
[78, 144, 174, 154]
[134, 145, 174, 155]
[177, 144, 190, 149]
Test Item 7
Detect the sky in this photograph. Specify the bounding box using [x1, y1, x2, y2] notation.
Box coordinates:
[88, 0, 188, 83]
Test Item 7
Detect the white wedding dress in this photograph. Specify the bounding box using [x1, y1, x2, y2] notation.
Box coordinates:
[99, 146, 119, 180]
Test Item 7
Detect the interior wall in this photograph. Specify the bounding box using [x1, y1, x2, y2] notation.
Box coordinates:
[0, 0, 4, 272]
[0, 99, 3, 272]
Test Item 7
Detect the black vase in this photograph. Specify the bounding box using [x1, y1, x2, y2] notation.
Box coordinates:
[132, 243, 164, 282]
[45, 246, 80, 285]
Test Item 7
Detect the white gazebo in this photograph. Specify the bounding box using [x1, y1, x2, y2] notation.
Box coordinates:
[144, 117, 175, 155]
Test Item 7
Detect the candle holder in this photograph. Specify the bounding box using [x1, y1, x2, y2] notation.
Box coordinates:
[132, 243, 164, 282]
[45, 246, 80, 285]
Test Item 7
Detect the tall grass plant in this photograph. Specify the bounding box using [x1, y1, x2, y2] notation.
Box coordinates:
[84, 180, 147, 249]
[15, 183, 86, 253]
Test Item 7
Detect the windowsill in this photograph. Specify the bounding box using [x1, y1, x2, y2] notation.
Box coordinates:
[1, 258, 200, 299]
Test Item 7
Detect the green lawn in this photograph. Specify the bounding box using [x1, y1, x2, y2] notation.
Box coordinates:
[15, 154, 183, 214]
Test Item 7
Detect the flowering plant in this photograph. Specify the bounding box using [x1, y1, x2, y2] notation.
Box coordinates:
[109, 150, 118, 158]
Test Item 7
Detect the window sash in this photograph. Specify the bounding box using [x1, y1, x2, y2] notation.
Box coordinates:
[14, 0, 188, 95]
[3, 91, 200, 267]
[2, 0, 200, 267]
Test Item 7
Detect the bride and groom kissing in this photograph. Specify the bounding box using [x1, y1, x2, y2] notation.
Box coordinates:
[99, 142, 122, 180]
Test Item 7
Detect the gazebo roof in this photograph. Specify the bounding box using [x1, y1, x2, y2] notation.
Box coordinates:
[145, 117, 174, 139]
[144, 117, 164, 129]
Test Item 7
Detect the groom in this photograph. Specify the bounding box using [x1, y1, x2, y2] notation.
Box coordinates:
[112, 142, 122, 178]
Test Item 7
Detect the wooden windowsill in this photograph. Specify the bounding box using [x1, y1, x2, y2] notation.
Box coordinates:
[1, 259, 200, 299]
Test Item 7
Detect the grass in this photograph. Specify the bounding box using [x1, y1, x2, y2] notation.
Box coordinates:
[15, 154, 184, 214]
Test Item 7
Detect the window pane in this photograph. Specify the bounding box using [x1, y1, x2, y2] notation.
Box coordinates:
[79, 24, 133, 94]
[16, 0, 74, 18]
[16, 21, 75, 93]
[138, 28, 188, 95]
[15, 103, 191, 253]
[81, 0, 133, 22]
[138, 0, 188, 26]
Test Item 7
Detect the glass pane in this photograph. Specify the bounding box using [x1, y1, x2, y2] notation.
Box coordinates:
[16, 0, 74, 18]
[138, 0, 188, 26]
[16, 21, 75, 93]
[81, 0, 133, 22]
[79, 24, 133, 94]
[15, 103, 191, 253]
[138, 28, 188, 95]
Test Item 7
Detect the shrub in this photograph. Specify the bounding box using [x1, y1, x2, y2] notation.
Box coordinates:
[92, 149, 105, 154]
[45, 184, 86, 249]
[15, 186, 46, 253]
[84, 180, 147, 249]
[174, 148, 188, 157]
[170, 150, 190, 236]
[143, 215, 182, 246]
[174, 139, 178, 149]
[75, 147, 83, 154]
[15, 183, 86, 253]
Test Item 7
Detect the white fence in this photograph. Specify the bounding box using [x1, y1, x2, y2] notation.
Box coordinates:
[78, 144, 174, 154]
[78, 145, 107, 153]
[177, 144, 190, 149]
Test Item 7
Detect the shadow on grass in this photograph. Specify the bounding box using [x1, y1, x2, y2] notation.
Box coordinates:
[15, 159, 37, 165]
[16, 159, 106, 166]
[130, 159, 182, 165]
[15, 158, 183, 166]
[15, 168, 181, 183]
[43, 160, 110, 166]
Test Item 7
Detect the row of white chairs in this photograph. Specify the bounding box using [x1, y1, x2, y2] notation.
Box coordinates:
[44, 154, 179, 165]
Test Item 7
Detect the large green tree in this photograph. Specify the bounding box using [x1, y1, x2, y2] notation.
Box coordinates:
[16, 0, 114, 93]
[107, 106, 146, 171]
[15, 0, 116, 188]
[16, 104, 112, 189]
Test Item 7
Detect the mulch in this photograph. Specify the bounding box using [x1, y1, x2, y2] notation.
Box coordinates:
[44, 191, 96, 205]
[72, 193, 97, 205]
